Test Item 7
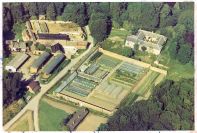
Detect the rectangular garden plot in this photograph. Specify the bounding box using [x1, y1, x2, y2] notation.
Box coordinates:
[109, 62, 147, 87]
[62, 76, 97, 97]
[96, 55, 121, 71]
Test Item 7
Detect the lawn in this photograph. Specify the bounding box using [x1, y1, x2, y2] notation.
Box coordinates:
[109, 28, 130, 41]
[166, 59, 194, 81]
[159, 43, 194, 81]
[39, 100, 69, 131]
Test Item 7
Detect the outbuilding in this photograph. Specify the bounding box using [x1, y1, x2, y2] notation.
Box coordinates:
[30, 51, 51, 74]
[27, 81, 41, 94]
[42, 54, 65, 79]
[5, 53, 29, 72]
[66, 108, 89, 131]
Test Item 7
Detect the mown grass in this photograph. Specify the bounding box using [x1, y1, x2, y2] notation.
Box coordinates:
[109, 28, 130, 39]
[39, 100, 69, 131]
[10, 119, 29, 131]
[159, 43, 194, 81]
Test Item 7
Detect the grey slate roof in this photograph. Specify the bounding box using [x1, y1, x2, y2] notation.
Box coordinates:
[67, 108, 89, 131]
[7, 53, 29, 69]
[42, 54, 65, 74]
[31, 52, 50, 69]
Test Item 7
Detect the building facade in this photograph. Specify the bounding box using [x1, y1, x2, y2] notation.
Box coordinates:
[125, 29, 167, 55]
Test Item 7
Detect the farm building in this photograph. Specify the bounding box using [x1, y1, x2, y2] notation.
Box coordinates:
[66, 108, 89, 131]
[5, 53, 29, 72]
[25, 21, 37, 41]
[9, 41, 28, 52]
[37, 33, 70, 40]
[41, 54, 65, 78]
[125, 29, 167, 55]
[51, 43, 65, 53]
[30, 52, 51, 74]
[27, 81, 41, 94]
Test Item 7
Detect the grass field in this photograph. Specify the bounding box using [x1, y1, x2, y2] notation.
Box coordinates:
[108, 28, 130, 41]
[39, 99, 69, 131]
[159, 44, 194, 81]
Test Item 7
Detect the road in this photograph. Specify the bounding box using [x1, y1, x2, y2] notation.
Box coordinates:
[3, 26, 94, 131]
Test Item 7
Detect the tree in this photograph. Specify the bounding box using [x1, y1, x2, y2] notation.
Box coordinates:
[10, 3, 26, 23]
[160, 4, 178, 27]
[46, 3, 56, 20]
[141, 46, 147, 51]
[3, 72, 25, 107]
[27, 3, 39, 17]
[36, 44, 46, 51]
[54, 2, 66, 16]
[37, 2, 49, 15]
[178, 9, 194, 32]
[62, 3, 88, 27]
[177, 44, 192, 64]
[89, 18, 108, 43]
[3, 7, 13, 34]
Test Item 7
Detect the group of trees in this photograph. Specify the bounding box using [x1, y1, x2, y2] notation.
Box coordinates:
[99, 78, 194, 130]
[3, 72, 26, 107]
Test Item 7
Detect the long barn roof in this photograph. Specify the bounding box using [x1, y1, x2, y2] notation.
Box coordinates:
[7, 53, 29, 69]
[42, 54, 65, 74]
[31, 52, 50, 69]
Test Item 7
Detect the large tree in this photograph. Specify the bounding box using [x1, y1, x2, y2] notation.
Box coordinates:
[177, 44, 192, 64]
[46, 3, 56, 20]
[27, 3, 39, 17]
[89, 18, 108, 43]
[3, 72, 25, 107]
[10, 3, 26, 23]
[62, 3, 88, 27]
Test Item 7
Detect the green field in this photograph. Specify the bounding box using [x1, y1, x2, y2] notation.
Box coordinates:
[159, 44, 194, 81]
[109, 28, 130, 40]
[39, 100, 69, 131]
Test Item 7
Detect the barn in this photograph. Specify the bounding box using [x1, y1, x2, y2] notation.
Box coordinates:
[42, 54, 65, 78]
[5, 53, 29, 72]
[30, 51, 51, 74]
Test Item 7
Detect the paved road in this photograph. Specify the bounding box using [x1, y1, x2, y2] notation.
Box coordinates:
[3, 26, 94, 131]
